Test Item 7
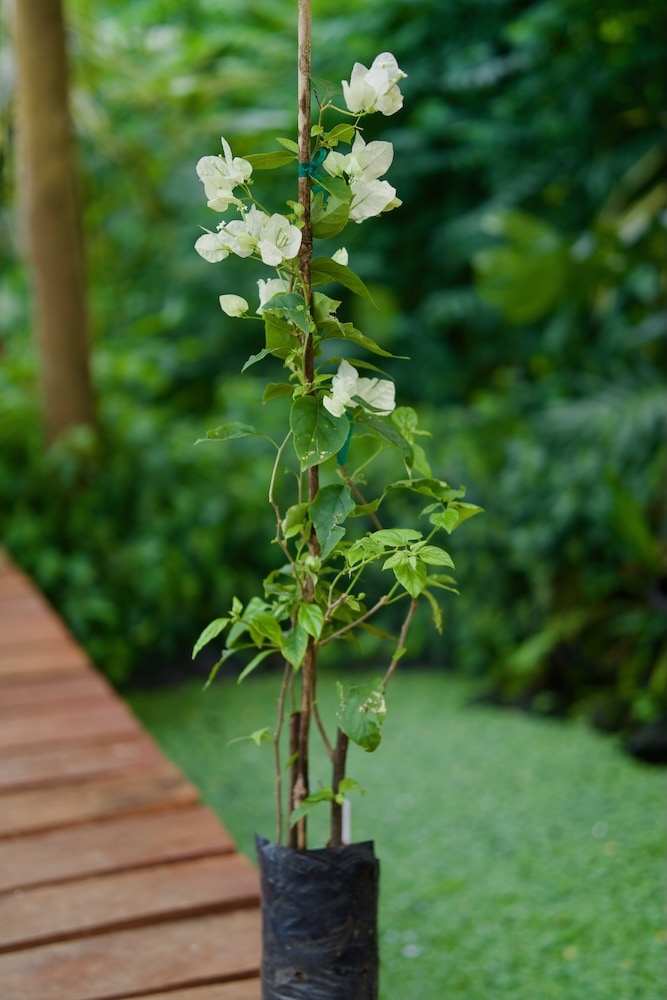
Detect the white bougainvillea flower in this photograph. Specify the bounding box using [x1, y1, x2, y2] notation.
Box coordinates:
[257, 213, 302, 266]
[323, 360, 395, 418]
[196, 137, 253, 211]
[194, 230, 233, 262]
[219, 294, 249, 317]
[222, 204, 267, 258]
[349, 178, 401, 223]
[257, 277, 289, 313]
[324, 135, 401, 223]
[332, 247, 349, 265]
[342, 52, 407, 116]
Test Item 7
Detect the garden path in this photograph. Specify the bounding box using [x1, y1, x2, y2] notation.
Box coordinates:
[0, 550, 261, 999]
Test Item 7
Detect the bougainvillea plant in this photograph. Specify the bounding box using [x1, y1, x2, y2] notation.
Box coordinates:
[192, 38, 481, 850]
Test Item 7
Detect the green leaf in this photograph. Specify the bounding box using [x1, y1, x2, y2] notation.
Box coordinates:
[451, 502, 484, 527]
[204, 647, 238, 689]
[290, 396, 350, 469]
[247, 611, 284, 649]
[338, 777, 365, 796]
[320, 321, 399, 358]
[276, 136, 299, 153]
[360, 413, 413, 457]
[283, 623, 309, 670]
[417, 544, 455, 568]
[311, 257, 376, 304]
[192, 617, 230, 659]
[297, 603, 324, 641]
[324, 123, 357, 146]
[263, 382, 294, 402]
[312, 292, 341, 323]
[393, 556, 427, 597]
[201, 422, 258, 442]
[429, 508, 460, 533]
[310, 483, 355, 559]
[385, 479, 466, 503]
[263, 293, 311, 335]
[372, 528, 423, 547]
[423, 588, 443, 635]
[350, 499, 381, 517]
[245, 150, 295, 170]
[241, 348, 277, 372]
[237, 648, 275, 683]
[289, 787, 335, 826]
[282, 502, 309, 539]
[311, 191, 350, 239]
[345, 535, 384, 566]
[228, 727, 273, 746]
[337, 681, 387, 752]
[264, 312, 297, 355]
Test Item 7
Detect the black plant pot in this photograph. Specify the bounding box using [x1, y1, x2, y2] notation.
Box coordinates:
[256, 835, 380, 1000]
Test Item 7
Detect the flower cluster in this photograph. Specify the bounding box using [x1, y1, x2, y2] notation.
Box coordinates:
[323, 359, 395, 418]
[196, 137, 253, 211]
[323, 135, 400, 223]
[196, 204, 302, 268]
[342, 51, 407, 116]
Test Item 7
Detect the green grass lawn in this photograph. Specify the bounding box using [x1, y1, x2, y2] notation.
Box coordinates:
[128, 669, 665, 999]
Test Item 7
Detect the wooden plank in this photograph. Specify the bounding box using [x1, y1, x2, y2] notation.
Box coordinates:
[0, 763, 199, 837]
[0, 612, 70, 645]
[0, 641, 90, 679]
[0, 806, 235, 892]
[134, 981, 261, 1000]
[0, 909, 261, 1000]
[0, 733, 164, 792]
[0, 591, 55, 621]
[0, 671, 112, 711]
[0, 854, 260, 952]
[0, 567, 36, 598]
[0, 698, 140, 753]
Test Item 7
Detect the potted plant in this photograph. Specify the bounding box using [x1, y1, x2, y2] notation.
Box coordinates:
[192, 3, 480, 996]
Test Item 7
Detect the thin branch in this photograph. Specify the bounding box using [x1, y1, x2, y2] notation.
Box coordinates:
[273, 660, 293, 844]
[329, 728, 349, 847]
[321, 595, 389, 645]
[382, 597, 419, 689]
[313, 698, 334, 758]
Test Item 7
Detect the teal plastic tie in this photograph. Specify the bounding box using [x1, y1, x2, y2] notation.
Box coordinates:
[337, 415, 354, 466]
[298, 148, 327, 177]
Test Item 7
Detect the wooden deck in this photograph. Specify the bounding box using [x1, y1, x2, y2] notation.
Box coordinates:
[0, 550, 261, 999]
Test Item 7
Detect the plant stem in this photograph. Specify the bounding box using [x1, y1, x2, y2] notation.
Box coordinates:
[382, 597, 419, 689]
[273, 661, 292, 845]
[329, 728, 349, 846]
[292, 0, 316, 851]
[287, 710, 301, 848]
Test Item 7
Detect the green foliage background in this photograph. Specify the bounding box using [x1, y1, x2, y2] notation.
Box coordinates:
[0, 0, 664, 730]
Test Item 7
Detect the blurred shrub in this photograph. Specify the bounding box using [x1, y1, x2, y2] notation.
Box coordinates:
[0, 0, 664, 732]
[0, 336, 279, 685]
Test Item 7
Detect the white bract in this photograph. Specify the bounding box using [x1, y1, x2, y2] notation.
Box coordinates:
[219, 294, 249, 317]
[323, 359, 396, 418]
[332, 247, 349, 265]
[257, 278, 289, 313]
[342, 51, 407, 116]
[196, 206, 301, 265]
[196, 136, 253, 211]
[324, 135, 401, 223]
[257, 213, 303, 266]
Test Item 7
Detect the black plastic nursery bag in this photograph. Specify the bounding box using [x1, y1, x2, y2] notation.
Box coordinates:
[256, 835, 380, 1000]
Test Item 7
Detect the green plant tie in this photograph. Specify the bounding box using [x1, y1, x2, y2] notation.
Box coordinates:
[297, 148, 327, 177]
[337, 414, 354, 466]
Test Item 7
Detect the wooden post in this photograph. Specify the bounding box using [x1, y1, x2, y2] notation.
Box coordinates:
[13, 0, 96, 444]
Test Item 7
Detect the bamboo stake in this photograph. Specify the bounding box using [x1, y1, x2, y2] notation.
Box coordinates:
[291, 0, 316, 851]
